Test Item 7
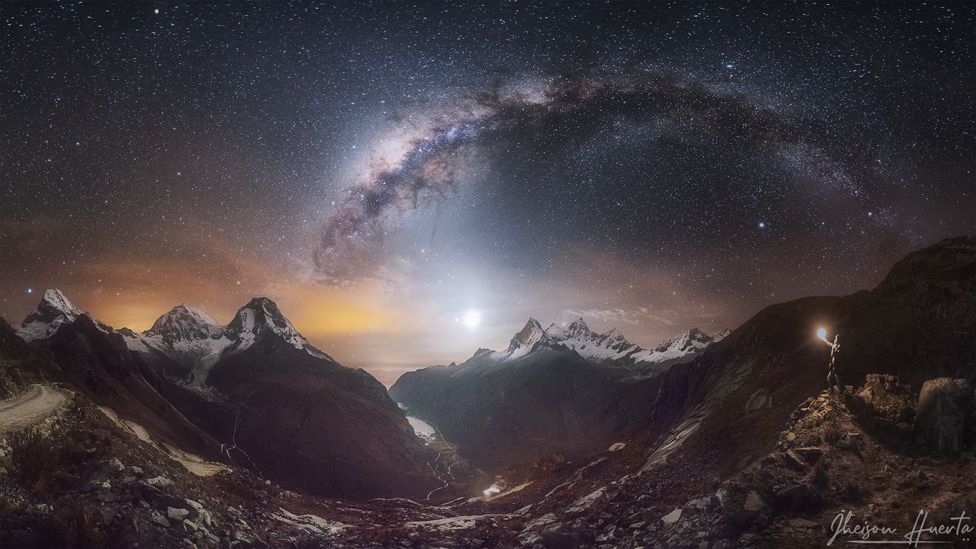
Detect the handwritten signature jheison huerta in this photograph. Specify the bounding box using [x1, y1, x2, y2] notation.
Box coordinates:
[827, 510, 973, 545]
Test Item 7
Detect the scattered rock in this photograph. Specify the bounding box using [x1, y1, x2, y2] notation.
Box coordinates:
[28, 503, 52, 514]
[723, 489, 766, 528]
[151, 511, 172, 528]
[782, 449, 807, 471]
[103, 457, 125, 473]
[168, 506, 191, 521]
[185, 499, 212, 527]
[81, 479, 111, 493]
[793, 447, 823, 463]
[661, 508, 682, 525]
[147, 475, 175, 488]
[855, 374, 915, 423]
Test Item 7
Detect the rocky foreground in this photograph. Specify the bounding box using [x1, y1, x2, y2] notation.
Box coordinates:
[0, 371, 972, 548]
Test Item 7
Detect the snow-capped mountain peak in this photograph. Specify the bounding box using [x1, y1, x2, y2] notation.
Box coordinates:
[482, 315, 723, 370]
[38, 289, 84, 318]
[653, 328, 712, 354]
[506, 317, 550, 353]
[602, 327, 627, 343]
[627, 327, 715, 366]
[548, 317, 591, 338]
[146, 304, 222, 342]
[225, 297, 326, 357]
[18, 288, 109, 342]
[543, 319, 640, 363]
[121, 296, 332, 387]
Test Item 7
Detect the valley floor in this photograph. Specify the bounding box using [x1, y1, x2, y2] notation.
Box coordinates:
[1, 374, 973, 548]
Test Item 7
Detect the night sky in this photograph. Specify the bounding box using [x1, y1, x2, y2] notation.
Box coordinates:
[2, 1, 974, 384]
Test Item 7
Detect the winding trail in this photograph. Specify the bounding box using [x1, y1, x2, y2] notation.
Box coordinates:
[425, 425, 462, 501]
[0, 384, 68, 433]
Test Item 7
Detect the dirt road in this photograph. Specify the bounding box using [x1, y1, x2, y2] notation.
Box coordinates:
[0, 384, 68, 433]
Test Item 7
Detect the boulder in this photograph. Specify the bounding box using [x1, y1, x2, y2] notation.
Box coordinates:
[916, 378, 974, 454]
[147, 475, 174, 488]
[853, 374, 915, 423]
[136, 481, 191, 513]
[168, 506, 191, 521]
[103, 458, 125, 474]
[180, 519, 198, 535]
[720, 487, 767, 529]
[661, 508, 682, 525]
[185, 499, 213, 527]
[151, 511, 171, 528]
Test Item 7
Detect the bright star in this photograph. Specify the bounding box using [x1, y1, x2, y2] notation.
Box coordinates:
[758, 221, 766, 229]
[26, 288, 33, 294]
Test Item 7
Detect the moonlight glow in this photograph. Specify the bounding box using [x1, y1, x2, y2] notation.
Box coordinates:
[462, 310, 482, 330]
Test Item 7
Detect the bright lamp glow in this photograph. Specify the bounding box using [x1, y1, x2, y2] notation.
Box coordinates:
[463, 310, 481, 329]
[817, 327, 827, 340]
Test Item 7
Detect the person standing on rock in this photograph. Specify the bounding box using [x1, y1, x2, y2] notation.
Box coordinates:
[818, 328, 842, 395]
[826, 335, 842, 394]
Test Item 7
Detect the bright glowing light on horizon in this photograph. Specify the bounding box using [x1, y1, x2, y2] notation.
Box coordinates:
[463, 310, 481, 329]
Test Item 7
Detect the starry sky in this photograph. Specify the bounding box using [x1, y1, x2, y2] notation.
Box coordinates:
[2, 1, 974, 384]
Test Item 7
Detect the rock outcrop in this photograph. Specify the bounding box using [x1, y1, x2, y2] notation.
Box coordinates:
[915, 377, 974, 454]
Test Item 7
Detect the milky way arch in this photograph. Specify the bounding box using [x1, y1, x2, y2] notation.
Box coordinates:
[313, 71, 874, 283]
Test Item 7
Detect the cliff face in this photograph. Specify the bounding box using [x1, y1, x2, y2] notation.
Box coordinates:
[392, 348, 647, 469]
[205, 331, 438, 499]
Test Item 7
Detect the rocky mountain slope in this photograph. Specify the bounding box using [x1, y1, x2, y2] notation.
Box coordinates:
[390, 318, 726, 469]
[8, 292, 222, 459]
[503, 235, 976, 547]
[7, 291, 438, 500]
[391, 347, 639, 470]
[387, 236, 976, 546]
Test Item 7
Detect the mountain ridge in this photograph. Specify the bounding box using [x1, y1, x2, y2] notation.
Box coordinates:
[475, 314, 724, 369]
[10, 290, 440, 499]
